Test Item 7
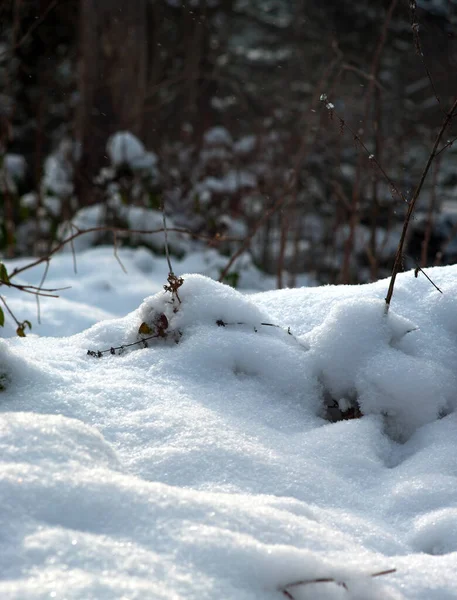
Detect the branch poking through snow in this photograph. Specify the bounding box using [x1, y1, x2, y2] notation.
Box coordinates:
[280, 568, 397, 599]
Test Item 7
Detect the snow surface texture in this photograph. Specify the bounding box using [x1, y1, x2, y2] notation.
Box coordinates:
[1, 248, 457, 599]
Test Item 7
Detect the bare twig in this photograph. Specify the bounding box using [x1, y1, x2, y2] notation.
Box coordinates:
[219, 172, 295, 282]
[0, 280, 64, 297]
[414, 263, 443, 293]
[277, 206, 289, 289]
[436, 136, 457, 157]
[322, 102, 407, 204]
[35, 259, 50, 324]
[9, 225, 235, 280]
[162, 204, 174, 275]
[113, 231, 127, 274]
[216, 319, 295, 337]
[385, 97, 457, 307]
[87, 332, 165, 357]
[280, 568, 396, 600]
[368, 86, 383, 281]
[0, 295, 20, 327]
[340, 0, 399, 283]
[410, 0, 443, 111]
[70, 225, 78, 274]
[340, 63, 385, 92]
[2, 223, 226, 331]
[0, 0, 59, 61]
[421, 156, 441, 267]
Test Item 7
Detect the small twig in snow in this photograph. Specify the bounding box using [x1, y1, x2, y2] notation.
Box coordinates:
[113, 231, 127, 274]
[385, 97, 457, 308]
[280, 568, 396, 599]
[35, 259, 50, 324]
[414, 263, 443, 294]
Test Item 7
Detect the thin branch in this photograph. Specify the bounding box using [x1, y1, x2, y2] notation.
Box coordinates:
[162, 204, 174, 275]
[2, 223, 217, 331]
[87, 332, 165, 357]
[35, 259, 50, 324]
[0, 295, 20, 326]
[216, 319, 295, 337]
[70, 224, 78, 274]
[113, 231, 127, 274]
[0, 0, 59, 61]
[385, 97, 457, 307]
[421, 156, 441, 267]
[340, 0, 399, 283]
[340, 63, 385, 92]
[325, 105, 408, 204]
[410, 0, 444, 111]
[414, 263, 443, 293]
[0, 280, 64, 297]
[9, 225, 236, 280]
[219, 172, 296, 282]
[436, 135, 457, 157]
[280, 568, 396, 600]
[277, 206, 289, 289]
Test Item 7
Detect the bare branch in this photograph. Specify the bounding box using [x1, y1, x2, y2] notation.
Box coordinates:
[385, 97, 457, 307]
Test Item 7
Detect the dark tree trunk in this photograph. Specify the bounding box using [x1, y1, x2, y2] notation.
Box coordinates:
[76, 0, 148, 203]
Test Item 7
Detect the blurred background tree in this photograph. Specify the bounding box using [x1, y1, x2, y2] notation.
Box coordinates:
[2, 0, 457, 285]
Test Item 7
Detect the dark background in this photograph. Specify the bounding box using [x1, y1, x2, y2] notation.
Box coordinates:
[2, 0, 457, 286]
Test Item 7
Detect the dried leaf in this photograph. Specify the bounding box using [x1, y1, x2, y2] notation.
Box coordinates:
[156, 313, 168, 330]
[138, 322, 152, 335]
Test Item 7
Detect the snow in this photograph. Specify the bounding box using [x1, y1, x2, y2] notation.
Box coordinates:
[42, 139, 77, 198]
[195, 170, 257, 203]
[234, 135, 257, 156]
[107, 132, 158, 171]
[203, 126, 233, 147]
[4, 153, 26, 181]
[1, 246, 457, 599]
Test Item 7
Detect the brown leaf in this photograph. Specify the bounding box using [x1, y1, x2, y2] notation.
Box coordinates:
[156, 313, 168, 330]
[138, 322, 152, 335]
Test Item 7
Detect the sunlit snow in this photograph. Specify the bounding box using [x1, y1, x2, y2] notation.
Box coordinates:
[1, 247, 457, 599]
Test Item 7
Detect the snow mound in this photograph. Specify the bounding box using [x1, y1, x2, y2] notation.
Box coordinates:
[2, 256, 457, 598]
[303, 297, 455, 437]
[143, 273, 272, 331]
[0, 412, 119, 469]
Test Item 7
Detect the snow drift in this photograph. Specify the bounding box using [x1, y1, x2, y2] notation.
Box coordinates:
[1, 249, 457, 599]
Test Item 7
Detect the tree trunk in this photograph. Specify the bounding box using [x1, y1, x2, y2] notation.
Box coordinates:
[76, 0, 148, 203]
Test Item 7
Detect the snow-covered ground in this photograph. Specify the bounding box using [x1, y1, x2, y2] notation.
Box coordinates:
[1, 246, 457, 599]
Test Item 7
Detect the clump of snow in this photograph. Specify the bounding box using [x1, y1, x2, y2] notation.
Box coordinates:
[193, 170, 257, 209]
[1, 153, 26, 194]
[43, 153, 73, 197]
[4, 153, 26, 181]
[107, 131, 158, 171]
[21, 192, 62, 218]
[203, 126, 233, 147]
[136, 273, 270, 337]
[42, 139, 77, 198]
[303, 297, 455, 438]
[234, 135, 257, 156]
[308, 298, 407, 394]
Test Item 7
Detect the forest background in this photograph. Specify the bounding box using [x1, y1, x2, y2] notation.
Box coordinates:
[2, 0, 457, 291]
